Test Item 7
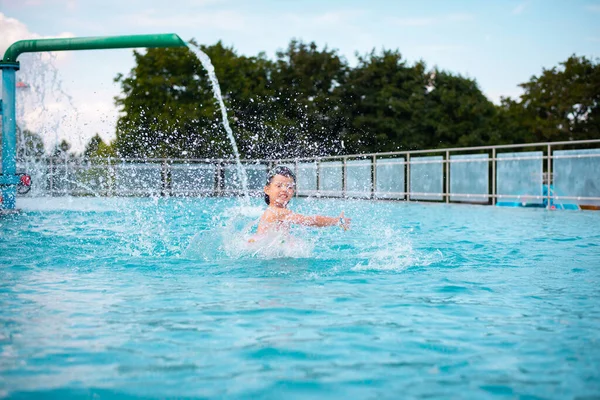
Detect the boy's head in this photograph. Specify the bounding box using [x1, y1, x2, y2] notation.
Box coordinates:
[264, 166, 296, 206]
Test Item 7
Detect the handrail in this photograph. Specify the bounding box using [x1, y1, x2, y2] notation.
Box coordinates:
[16, 139, 600, 208]
[273, 138, 600, 163]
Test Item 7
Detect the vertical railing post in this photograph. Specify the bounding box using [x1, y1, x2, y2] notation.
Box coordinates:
[106, 156, 111, 197]
[64, 155, 69, 197]
[492, 148, 496, 206]
[294, 160, 299, 198]
[49, 156, 54, 195]
[316, 158, 321, 196]
[547, 144, 552, 208]
[406, 153, 411, 202]
[215, 160, 222, 197]
[445, 150, 450, 204]
[342, 156, 347, 198]
[372, 155, 377, 200]
[161, 158, 171, 197]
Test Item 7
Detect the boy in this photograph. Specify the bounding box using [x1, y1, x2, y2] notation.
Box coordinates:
[255, 166, 351, 235]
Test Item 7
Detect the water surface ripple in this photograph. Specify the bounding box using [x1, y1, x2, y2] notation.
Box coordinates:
[1, 197, 599, 399]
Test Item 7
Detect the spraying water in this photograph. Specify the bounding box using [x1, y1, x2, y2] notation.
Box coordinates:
[187, 44, 250, 204]
[15, 52, 80, 154]
[14, 52, 81, 197]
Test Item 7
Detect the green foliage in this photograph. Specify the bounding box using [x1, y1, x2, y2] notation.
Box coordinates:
[52, 139, 74, 158]
[339, 51, 497, 152]
[421, 70, 498, 149]
[114, 39, 352, 159]
[339, 50, 429, 152]
[243, 40, 349, 157]
[114, 41, 213, 158]
[113, 40, 600, 159]
[17, 128, 45, 161]
[83, 133, 115, 159]
[498, 55, 600, 143]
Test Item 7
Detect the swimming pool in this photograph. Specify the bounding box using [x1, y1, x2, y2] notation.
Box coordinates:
[1, 197, 599, 398]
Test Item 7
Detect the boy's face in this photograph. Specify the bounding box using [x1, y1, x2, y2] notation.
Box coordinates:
[265, 174, 295, 207]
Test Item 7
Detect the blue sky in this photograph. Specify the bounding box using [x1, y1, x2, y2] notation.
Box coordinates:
[1, 0, 599, 152]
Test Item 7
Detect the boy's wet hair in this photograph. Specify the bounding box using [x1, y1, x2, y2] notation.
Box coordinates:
[264, 166, 296, 205]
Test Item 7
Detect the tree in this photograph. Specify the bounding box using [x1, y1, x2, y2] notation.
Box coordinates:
[338, 49, 427, 153]
[52, 139, 72, 158]
[113, 39, 351, 160]
[113, 39, 598, 159]
[499, 55, 600, 143]
[17, 128, 45, 161]
[83, 133, 115, 159]
[263, 40, 349, 157]
[114, 41, 213, 158]
[419, 69, 498, 149]
[339, 50, 498, 153]
[114, 40, 275, 159]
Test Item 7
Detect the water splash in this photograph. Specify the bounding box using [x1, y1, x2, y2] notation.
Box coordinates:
[13, 52, 82, 197]
[186, 43, 250, 204]
[15, 52, 79, 154]
[349, 226, 443, 271]
[183, 203, 315, 260]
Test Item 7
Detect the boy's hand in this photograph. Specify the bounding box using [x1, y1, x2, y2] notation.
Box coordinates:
[339, 211, 351, 231]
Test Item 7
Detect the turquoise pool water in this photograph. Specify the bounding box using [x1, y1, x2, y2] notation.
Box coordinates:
[1, 197, 599, 399]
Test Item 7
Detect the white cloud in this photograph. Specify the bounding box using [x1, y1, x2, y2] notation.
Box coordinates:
[11, 0, 77, 8]
[387, 13, 474, 27]
[0, 12, 75, 63]
[187, 0, 227, 5]
[585, 4, 600, 12]
[278, 9, 365, 35]
[19, 0, 43, 6]
[422, 44, 467, 53]
[122, 9, 247, 31]
[0, 13, 37, 54]
[76, 99, 119, 146]
[388, 17, 435, 27]
[0, 13, 104, 153]
[512, 3, 527, 15]
[446, 13, 474, 22]
[311, 10, 365, 25]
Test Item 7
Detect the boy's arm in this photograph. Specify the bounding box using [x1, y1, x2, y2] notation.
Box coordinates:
[286, 212, 351, 230]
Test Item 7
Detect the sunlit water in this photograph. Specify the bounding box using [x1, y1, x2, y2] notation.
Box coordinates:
[1, 197, 599, 399]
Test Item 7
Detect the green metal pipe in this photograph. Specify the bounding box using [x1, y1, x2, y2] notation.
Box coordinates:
[2, 33, 187, 63]
[1, 33, 187, 210]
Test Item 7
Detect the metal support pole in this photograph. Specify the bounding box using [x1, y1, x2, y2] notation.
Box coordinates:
[342, 157, 347, 198]
[294, 160, 299, 198]
[0, 62, 20, 209]
[0, 34, 187, 209]
[106, 156, 111, 196]
[445, 150, 450, 204]
[372, 155, 377, 200]
[215, 161, 223, 197]
[547, 144, 552, 208]
[49, 156, 54, 195]
[316, 158, 321, 196]
[63, 155, 68, 196]
[406, 153, 411, 202]
[161, 159, 170, 197]
[492, 148, 496, 205]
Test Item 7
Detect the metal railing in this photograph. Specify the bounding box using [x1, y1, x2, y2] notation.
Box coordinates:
[16, 139, 600, 209]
